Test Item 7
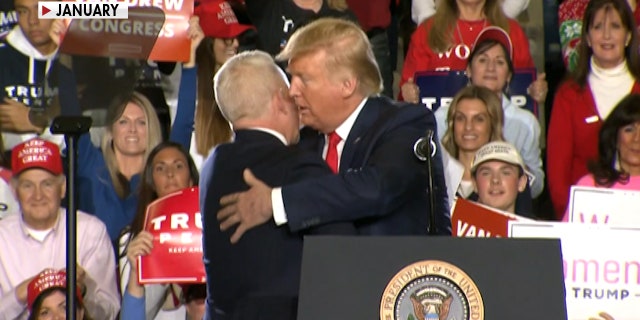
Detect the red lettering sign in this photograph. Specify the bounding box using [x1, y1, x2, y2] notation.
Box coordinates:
[127, 0, 193, 61]
[138, 187, 205, 284]
[451, 198, 525, 238]
[60, 0, 193, 61]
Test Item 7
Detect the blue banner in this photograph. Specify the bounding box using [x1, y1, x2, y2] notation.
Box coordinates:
[414, 68, 538, 116]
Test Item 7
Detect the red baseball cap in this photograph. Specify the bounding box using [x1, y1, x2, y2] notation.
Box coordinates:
[195, 0, 253, 39]
[11, 139, 63, 176]
[27, 269, 83, 312]
[472, 26, 513, 59]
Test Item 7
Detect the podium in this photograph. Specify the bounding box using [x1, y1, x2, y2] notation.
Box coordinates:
[298, 236, 566, 319]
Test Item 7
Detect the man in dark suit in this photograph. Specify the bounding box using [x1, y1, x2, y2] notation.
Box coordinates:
[216, 17, 451, 243]
[200, 50, 354, 320]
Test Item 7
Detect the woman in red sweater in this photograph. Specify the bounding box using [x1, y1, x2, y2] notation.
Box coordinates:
[400, 0, 545, 103]
[548, 0, 640, 219]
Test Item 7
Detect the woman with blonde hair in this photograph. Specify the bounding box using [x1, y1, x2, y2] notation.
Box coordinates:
[73, 17, 204, 241]
[435, 27, 544, 197]
[440, 85, 504, 208]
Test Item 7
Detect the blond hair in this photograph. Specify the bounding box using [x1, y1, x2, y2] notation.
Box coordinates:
[441, 85, 505, 159]
[101, 92, 162, 198]
[428, 0, 509, 53]
[276, 18, 382, 96]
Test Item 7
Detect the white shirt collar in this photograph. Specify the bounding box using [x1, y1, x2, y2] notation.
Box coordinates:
[249, 127, 289, 145]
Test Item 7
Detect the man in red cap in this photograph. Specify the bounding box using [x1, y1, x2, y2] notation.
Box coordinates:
[0, 138, 119, 320]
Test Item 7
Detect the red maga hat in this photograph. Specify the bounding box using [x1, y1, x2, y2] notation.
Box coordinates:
[11, 138, 63, 176]
[27, 269, 83, 312]
[195, 0, 253, 39]
[472, 26, 513, 59]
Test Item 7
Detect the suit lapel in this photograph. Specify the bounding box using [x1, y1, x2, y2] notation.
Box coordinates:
[339, 98, 381, 173]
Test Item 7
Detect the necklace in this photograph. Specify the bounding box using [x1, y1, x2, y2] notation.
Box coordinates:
[456, 19, 488, 47]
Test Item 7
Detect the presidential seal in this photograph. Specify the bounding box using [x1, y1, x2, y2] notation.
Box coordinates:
[380, 260, 484, 320]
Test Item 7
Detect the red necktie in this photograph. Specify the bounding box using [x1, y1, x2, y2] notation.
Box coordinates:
[326, 131, 341, 173]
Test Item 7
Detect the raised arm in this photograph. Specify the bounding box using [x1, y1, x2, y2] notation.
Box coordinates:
[169, 16, 203, 149]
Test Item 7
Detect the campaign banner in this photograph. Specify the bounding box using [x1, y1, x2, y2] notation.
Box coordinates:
[414, 68, 538, 116]
[568, 186, 640, 226]
[451, 198, 529, 238]
[509, 222, 640, 319]
[138, 187, 205, 284]
[125, 0, 193, 62]
[59, 0, 193, 61]
[60, 5, 165, 60]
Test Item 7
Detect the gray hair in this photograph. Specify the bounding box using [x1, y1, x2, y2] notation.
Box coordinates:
[214, 50, 288, 123]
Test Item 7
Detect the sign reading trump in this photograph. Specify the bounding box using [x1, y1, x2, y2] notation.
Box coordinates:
[415, 68, 538, 116]
[138, 187, 205, 284]
[509, 222, 640, 319]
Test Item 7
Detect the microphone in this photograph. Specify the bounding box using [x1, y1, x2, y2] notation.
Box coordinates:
[413, 130, 436, 161]
[413, 129, 438, 235]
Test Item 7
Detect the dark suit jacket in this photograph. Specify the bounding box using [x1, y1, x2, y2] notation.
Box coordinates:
[200, 130, 354, 320]
[282, 96, 452, 235]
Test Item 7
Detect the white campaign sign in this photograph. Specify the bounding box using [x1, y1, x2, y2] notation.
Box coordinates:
[509, 222, 640, 320]
[568, 186, 640, 225]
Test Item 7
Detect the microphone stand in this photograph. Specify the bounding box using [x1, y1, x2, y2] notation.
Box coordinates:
[52, 116, 91, 320]
[413, 130, 438, 235]
[49, 60, 92, 319]
[423, 130, 437, 236]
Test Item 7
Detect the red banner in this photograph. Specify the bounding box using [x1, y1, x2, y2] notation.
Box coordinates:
[133, 0, 193, 62]
[60, 0, 193, 62]
[138, 187, 205, 284]
[451, 198, 525, 238]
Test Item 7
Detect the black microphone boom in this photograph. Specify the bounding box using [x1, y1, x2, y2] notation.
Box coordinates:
[413, 130, 438, 235]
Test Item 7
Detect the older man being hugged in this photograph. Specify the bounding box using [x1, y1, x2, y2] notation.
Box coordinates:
[217, 18, 451, 241]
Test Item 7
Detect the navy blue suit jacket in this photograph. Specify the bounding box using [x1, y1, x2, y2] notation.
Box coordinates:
[200, 130, 354, 320]
[282, 96, 451, 235]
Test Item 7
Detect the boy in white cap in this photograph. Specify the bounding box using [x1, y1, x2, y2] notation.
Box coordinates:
[470, 141, 532, 214]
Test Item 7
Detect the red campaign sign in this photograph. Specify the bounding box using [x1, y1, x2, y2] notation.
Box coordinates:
[451, 198, 524, 238]
[138, 187, 205, 284]
[59, 0, 193, 62]
[131, 0, 193, 62]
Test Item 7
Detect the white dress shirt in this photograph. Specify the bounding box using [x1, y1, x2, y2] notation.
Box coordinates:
[273, 98, 368, 225]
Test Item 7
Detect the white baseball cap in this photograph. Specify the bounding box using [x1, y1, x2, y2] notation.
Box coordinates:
[470, 141, 535, 185]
